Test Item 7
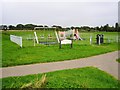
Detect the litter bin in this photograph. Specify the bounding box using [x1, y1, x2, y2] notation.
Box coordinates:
[96, 34, 100, 44]
[100, 34, 104, 44]
[96, 34, 104, 44]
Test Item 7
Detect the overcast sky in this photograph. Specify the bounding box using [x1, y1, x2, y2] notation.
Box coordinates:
[1, 0, 119, 27]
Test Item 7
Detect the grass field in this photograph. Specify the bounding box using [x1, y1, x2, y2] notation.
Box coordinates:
[2, 67, 120, 88]
[2, 30, 119, 67]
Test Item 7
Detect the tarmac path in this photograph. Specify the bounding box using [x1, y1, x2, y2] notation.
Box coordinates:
[0, 51, 119, 79]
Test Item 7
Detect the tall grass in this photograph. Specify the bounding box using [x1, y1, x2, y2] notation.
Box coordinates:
[21, 74, 46, 88]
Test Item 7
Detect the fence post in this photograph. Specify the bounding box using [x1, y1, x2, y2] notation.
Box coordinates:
[59, 40, 61, 49]
[90, 36, 92, 45]
[20, 37, 22, 48]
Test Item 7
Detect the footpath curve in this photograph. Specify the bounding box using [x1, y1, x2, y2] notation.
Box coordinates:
[0, 51, 120, 79]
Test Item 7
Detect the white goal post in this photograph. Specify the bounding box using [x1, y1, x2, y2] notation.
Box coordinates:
[10, 35, 22, 47]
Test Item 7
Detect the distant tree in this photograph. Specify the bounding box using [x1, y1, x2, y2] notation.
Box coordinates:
[2, 25, 8, 31]
[24, 24, 35, 30]
[44, 25, 48, 27]
[100, 26, 103, 31]
[8, 25, 16, 30]
[118, 23, 120, 32]
[81, 26, 90, 31]
[38, 25, 43, 27]
[75, 27, 80, 29]
[52, 25, 57, 28]
[71, 26, 74, 29]
[119, 27, 120, 32]
[57, 26, 62, 29]
[115, 23, 119, 32]
[16, 24, 24, 30]
[66, 27, 70, 30]
[103, 24, 109, 32]
[65, 27, 70, 31]
[51, 25, 63, 30]
[109, 26, 115, 32]
[95, 27, 100, 31]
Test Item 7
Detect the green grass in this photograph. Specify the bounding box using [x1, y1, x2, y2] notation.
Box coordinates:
[2, 67, 120, 88]
[116, 58, 120, 63]
[2, 31, 119, 67]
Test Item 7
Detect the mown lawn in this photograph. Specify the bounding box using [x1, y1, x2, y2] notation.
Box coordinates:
[2, 67, 120, 88]
[2, 31, 119, 67]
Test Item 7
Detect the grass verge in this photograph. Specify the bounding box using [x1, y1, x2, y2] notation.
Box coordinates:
[2, 67, 120, 88]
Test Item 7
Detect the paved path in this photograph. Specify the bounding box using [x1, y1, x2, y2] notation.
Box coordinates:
[0, 51, 120, 79]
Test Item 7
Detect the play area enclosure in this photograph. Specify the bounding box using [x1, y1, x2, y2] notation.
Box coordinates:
[6, 28, 82, 47]
[6, 30, 118, 48]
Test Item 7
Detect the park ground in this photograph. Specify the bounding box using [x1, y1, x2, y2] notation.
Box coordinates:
[1, 31, 119, 67]
[1, 30, 120, 88]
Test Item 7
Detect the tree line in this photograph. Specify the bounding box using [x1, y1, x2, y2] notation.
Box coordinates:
[0, 23, 120, 32]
